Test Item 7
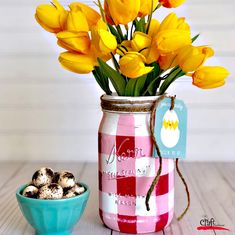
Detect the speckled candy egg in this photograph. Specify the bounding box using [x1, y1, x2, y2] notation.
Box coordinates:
[22, 185, 39, 198]
[32, 167, 54, 188]
[74, 183, 85, 195]
[63, 183, 85, 198]
[55, 171, 76, 189]
[38, 183, 63, 199]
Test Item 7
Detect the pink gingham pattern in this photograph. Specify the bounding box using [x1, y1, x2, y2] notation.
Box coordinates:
[98, 112, 174, 234]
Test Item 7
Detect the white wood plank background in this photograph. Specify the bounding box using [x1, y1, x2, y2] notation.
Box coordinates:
[0, 0, 234, 161]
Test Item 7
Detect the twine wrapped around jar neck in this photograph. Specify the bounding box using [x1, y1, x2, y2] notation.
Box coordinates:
[100, 95, 160, 113]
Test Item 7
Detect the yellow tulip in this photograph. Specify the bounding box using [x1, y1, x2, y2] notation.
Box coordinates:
[69, 2, 101, 28]
[144, 43, 160, 64]
[59, 50, 97, 74]
[119, 52, 153, 78]
[66, 8, 89, 32]
[131, 32, 152, 52]
[57, 31, 91, 54]
[139, 0, 158, 16]
[35, 0, 68, 33]
[116, 40, 132, 56]
[91, 20, 117, 56]
[148, 19, 160, 37]
[105, 0, 140, 25]
[192, 66, 229, 89]
[176, 45, 214, 72]
[158, 53, 177, 70]
[159, 0, 185, 8]
[156, 29, 191, 54]
[158, 13, 190, 32]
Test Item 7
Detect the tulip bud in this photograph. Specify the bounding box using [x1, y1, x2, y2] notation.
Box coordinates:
[66, 8, 89, 32]
[105, 0, 140, 25]
[176, 45, 214, 72]
[159, 0, 185, 8]
[59, 50, 97, 74]
[35, 0, 68, 33]
[138, 0, 158, 16]
[119, 52, 153, 78]
[57, 31, 91, 54]
[69, 2, 101, 28]
[192, 66, 229, 89]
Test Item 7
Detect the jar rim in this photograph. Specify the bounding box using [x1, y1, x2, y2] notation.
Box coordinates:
[101, 93, 163, 102]
[100, 94, 166, 113]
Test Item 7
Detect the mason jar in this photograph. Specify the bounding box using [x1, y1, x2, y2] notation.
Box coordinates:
[98, 95, 174, 234]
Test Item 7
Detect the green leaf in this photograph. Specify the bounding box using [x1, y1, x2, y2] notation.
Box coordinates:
[125, 75, 148, 96]
[125, 78, 137, 96]
[144, 62, 161, 95]
[108, 24, 121, 43]
[192, 34, 200, 43]
[159, 67, 185, 95]
[93, 67, 112, 95]
[135, 17, 146, 33]
[134, 75, 147, 96]
[98, 58, 126, 96]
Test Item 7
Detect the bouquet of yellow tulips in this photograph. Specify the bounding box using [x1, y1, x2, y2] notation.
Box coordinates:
[35, 0, 229, 96]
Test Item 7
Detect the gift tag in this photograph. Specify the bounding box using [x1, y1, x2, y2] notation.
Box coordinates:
[153, 97, 187, 159]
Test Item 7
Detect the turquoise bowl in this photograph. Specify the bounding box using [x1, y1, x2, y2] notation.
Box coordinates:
[16, 183, 90, 235]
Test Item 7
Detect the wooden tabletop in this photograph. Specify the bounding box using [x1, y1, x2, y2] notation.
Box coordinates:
[0, 161, 234, 235]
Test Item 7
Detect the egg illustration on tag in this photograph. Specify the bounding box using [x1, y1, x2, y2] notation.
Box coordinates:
[160, 110, 180, 148]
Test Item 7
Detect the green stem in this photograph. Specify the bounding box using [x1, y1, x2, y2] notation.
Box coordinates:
[159, 68, 185, 95]
[146, 0, 154, 34]
[142, 72, 164, 96]
[116, 25, 125, 40]
[95, 0, 107, 24]
[111, 52, 120, 71]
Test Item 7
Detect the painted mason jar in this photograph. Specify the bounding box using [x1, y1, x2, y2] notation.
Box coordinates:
[98, 95, 174, 234]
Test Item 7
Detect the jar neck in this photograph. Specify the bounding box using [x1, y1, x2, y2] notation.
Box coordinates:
[100, 95, 163, 113]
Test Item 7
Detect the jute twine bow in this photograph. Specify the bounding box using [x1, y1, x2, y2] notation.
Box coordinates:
[145, 95, 191, 221]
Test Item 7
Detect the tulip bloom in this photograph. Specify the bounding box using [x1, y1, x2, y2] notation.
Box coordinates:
[59, 50, 97, 74]
[66, 8, 89, 32]
[57, 31, 91, 53]
[131, 32, 152, 52]
[177, 45, 214, 72]
[35, 0, 68, 33]
[192, 66, 229, 89]
[159, 0, 185, 8]
[148, 19, 160, 37]
[158, 13, 190, 32]
[156, 29, 191, 54]
[139, 0, 158, 16]
[119, 52, 153, 78]
[158, 53, 177, 70]
[69, 2, 101, 28]
[91, 20, 117, 56]
[104, 0, 140, 25]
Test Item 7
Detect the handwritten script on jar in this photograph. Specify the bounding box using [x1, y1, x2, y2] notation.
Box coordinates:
[101, 137, 153, 180]
[106, 138, 146, 164]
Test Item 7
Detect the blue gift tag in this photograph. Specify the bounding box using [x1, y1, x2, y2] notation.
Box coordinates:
[153, 97, 187, 159]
